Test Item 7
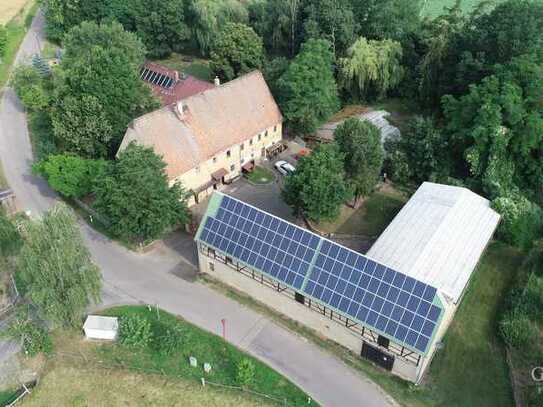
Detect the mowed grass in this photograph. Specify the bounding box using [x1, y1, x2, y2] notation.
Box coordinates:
[96, 306, 314, 406]
[20, 365, 275, 407]
[245, 166, 275, 185]
[316, 188, 407, 238]
[156, 52, 213, 82]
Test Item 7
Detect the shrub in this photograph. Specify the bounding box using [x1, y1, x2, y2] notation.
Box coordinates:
[119, 315, 152, 348]
[383, 141, 412, 185]
[11, 65, 49, 111]
[2, 308, 53, 357]
[499, 308, 537, 349]
[236, 358, 255, 387]
[34, 154, 108, 198]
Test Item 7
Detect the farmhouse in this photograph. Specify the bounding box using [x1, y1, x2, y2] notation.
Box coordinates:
[194, 182, 500, 383]
[118, 71, 283, 206]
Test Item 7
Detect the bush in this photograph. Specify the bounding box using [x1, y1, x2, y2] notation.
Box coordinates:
[34, 154, 108, 198]
[119, 315, 152, 348]
[2, 309, 53, 357]
[499, 308, 537, 349]
[11, 65, 49, 111]
[236, 358, 255, 387]
[383, 141, 412, 185]
[492, 193, 543, 250]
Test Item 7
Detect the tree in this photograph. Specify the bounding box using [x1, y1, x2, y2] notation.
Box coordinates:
[283, 144, 351, 222]
[277, 39, 339, 134]
[334, 118, 383, 204]
[11, 66, 50, 111]
[93, 143, 190, 242]
[0, 25, 6, 58]
[210, 22, 264, 80]
[16, 204, 101, 327]
[442, 57, 543, 197]
[339, 37, 403, 100]
[51, 95, 113, 158]
[35, 154, 108, 198]
[301, 0, 355, 56]
[399, 116, 446, 183]
[55, 21, 158, 156]
[350, 0, 422, 41]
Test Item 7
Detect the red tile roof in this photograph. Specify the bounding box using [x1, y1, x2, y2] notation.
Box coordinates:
[141, 61, 214, 106]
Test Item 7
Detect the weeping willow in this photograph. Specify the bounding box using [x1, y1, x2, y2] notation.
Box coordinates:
[339, 37, 403, 99]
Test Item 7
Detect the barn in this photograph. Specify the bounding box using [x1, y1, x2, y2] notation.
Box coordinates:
[194, 182, 500, 383]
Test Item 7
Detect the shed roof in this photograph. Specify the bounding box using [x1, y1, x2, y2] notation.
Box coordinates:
[367, 182, 500, 304]
[83, 315, 118, 332]
[118, 70, 282, 180]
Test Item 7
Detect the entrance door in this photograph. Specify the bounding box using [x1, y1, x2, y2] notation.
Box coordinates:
[361, 342, 394, 371]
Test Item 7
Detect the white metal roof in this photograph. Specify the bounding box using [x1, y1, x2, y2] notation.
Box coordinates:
[83, 315, 118, 332]
[367, 182, 500, 304]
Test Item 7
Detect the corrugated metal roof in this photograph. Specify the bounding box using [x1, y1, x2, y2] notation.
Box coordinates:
[367, 182, 500, 304]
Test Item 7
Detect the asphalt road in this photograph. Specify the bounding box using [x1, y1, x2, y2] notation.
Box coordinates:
[0, 12, 395, 407]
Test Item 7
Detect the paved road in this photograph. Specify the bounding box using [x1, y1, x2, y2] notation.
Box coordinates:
[0, 12, 395, 407]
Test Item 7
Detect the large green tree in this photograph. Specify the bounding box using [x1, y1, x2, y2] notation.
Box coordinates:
[54, 21, 158, 157]
[94, 143, 190, 242]
[210, 22, 264, 80]
[283, 144, 351, 222]
[277, 39, 339, 134]
[443, 56, 543, 198]
[334, 118, 383, 204]
[339, 37, 403, 100]
[17, 204, 101, 327]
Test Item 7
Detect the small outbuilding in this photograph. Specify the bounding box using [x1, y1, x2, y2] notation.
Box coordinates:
[83, 315, 119, 341]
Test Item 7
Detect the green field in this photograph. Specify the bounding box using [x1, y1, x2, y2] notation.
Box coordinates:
[422, 0, 497, 17]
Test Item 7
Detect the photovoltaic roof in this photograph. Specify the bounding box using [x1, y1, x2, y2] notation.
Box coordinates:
[196, 193, 444, 354]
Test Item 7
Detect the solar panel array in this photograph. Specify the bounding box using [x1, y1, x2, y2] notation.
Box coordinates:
[199, 196, 320, 290]
[140, 67, 175, 89]
[303, 240, 440, 353]
[197, 194, 443, 353]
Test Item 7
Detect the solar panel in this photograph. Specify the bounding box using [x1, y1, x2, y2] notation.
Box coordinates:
[196, 193, 443, 354]
[139, 67, 175, 89]
[198, 195, 319, 290]
[303, 240, 440, 353]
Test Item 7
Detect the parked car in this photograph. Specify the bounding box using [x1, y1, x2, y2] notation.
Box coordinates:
[274, 160, 296, 176]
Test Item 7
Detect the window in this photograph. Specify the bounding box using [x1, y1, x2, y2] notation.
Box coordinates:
[240, 143, 244, 151]
[212, 157, 217, 163]
[195, 166, 200, 172]
[226, 256, 233, 264]
[209, 262, 215, 272]
[258, 134, 261, 141]
[251, 152, 254, 158]
[265, 130, 268, 137]
[249, 139, 253, 146]
[226, 150, 231, 158]
[295, 292, 305, 305]
[377, 335, 390, 349]
[230, 164, 235, 171]
[240, 158, 245, 164]
[274, 125, 277, 132]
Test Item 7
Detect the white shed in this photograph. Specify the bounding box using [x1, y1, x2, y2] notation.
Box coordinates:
[83, 315, 119, 340]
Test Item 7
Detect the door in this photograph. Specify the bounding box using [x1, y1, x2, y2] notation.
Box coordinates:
[361, 342, 394, 371]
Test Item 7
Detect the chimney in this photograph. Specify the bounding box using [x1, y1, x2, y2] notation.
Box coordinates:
[175, 101, 187, 121]
[174, 70, 179, 82]
[214, 76, 220, 86]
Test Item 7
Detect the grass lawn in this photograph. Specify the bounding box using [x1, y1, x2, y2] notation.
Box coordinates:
[0, 1, 37, 88]
[155, 52, 213, 82]
[245, 166, 275, 185]
[204, 242, 521, 407]
[316, 187, 407, 238]
[96, 306, 314, 406]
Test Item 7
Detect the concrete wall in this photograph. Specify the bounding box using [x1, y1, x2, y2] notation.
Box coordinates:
[173, 123, 282, 206]
[199, 250, 424, 382]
